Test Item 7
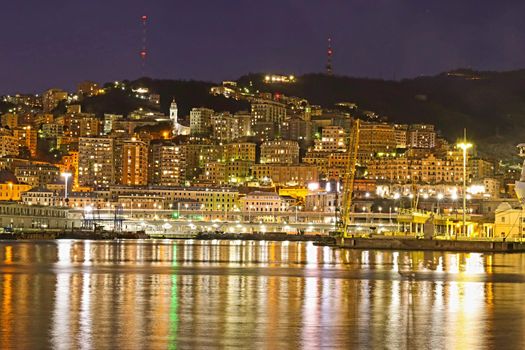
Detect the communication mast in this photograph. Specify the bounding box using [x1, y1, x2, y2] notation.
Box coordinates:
[139, 15, 148, 74]
[326, 37, 333, 75]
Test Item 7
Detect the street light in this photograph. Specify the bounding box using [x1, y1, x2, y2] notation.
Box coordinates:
[61, 172, 72, 205]
[457, 140, 472, 238]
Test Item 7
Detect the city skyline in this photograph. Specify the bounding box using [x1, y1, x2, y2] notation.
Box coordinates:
[3, 1, 525, 93]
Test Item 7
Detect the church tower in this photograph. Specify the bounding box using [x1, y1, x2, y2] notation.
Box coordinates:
[170, 98, 178, 126]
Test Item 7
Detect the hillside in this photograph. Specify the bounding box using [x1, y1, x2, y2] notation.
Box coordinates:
[81, 70, 525, 160]
[239, 70, 525, 160]
[81, 78, 249, 120]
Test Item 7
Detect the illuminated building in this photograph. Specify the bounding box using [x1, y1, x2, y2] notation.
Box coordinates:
[0, 129, 19, 157]
[469, 157, 495, 180]
[180, 143, 223, 180]
[407, 124, 436, 148]
[252, 121, 276, 142]
[55, 113, 100, 138]
[263, 74, 296, 83]
[393, 124, 408, 148]
[223, 142, 256, 162]
[0, 203, 71, 229]
[42, 88, 68, 112]
[252, 164, 318, 186]
[103, 114, 123, 134]
[225, 160, 252, 184]
[211, 112, 239, 142]
[190, 108, 214, 135]
[13, 126, 37, 157]
[169, 99, 178, 133]
[41, 123, 64, 138]
[235, 112, 252, 137]
[148, 141, 185, 186]
[169, 99, 190, 135]
[108, 185, 239, 212]
[122, 138, 148, 186]
[199, 160, 253, 185]
[14, 164, 60, 188]
[59, 151, 79, 188]
[20, 187, 59, 206]
[358, 122, 397, 163]
[239, 191, 288, 223]
[66, 104, 82, 114]
[251, 99, 287, 125]
[366, 152, 466, 184]
[0, 113, 18, 129]
[199, 162, 226, 185]
[305, 191, 341, 213]
[260, 140, 300, 165]
[281, 117, 311, 145]
[78, 137, 115, 187]
[314, 126, 346, 152]
[0, 182, 31, 201]
[79, 116, 101, 137]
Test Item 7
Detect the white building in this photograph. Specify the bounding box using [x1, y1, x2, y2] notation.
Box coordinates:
[239, 191, 288, 223]
[169, 99, 190, 135]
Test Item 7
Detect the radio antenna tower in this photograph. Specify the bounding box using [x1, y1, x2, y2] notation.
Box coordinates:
[139, 15, 148, 75]
[326, 37, 333, 75]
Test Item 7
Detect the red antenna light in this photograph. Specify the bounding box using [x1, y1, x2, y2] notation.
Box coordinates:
[139, 15, 148, 75]
[326, 37, 333, 75]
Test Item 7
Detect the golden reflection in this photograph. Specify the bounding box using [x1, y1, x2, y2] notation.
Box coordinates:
[392, 252, 399, 272]
[51, 272, 71, 349]
[464, 253, 485, 274]
[1, 274, 13, 349]
[4, 245, 12, 264]
[0, 241, 523, 348]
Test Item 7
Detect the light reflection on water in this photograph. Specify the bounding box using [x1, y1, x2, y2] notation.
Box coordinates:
[0, 240, 524, 349]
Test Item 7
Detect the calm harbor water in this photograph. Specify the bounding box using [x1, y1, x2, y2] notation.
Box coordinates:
[1, 240, 525, 349]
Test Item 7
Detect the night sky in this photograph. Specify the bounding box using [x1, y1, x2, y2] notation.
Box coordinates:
[2, 0, 525, 94]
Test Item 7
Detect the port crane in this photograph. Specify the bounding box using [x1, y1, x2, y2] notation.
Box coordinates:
[338, 119, 360, 237]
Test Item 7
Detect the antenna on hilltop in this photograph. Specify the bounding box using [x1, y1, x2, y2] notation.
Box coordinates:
[326, 37, 333, 75]
[139, 15, 148, 76]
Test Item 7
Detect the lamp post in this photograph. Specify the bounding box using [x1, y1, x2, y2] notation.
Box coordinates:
[60, 172, 72, 205]
[295, 206, 302, 223]
[457, 139, 472, 238]
[437, 193, 444, 215]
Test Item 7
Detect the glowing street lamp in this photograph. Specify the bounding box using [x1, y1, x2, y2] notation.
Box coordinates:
[61, 172, 72, 203]
[457, 140, 472, 237]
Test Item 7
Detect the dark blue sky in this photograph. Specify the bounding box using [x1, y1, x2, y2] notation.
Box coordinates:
[2, 0, 525, 94]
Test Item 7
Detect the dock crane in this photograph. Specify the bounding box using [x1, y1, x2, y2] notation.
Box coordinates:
[338, 119, 360, 237]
